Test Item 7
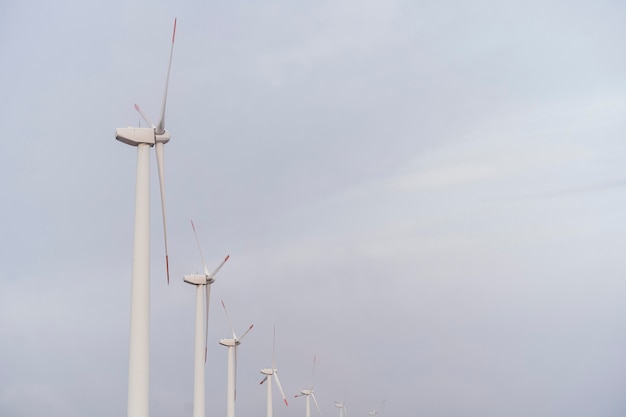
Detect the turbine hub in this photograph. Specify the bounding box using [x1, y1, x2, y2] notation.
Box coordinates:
[155, 130, 170, 144]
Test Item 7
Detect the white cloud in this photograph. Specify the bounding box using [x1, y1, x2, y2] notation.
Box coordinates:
[390, 163, 497, 190]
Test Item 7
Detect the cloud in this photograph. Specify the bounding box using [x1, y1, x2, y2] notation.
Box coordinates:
[390, 163, 497, 190]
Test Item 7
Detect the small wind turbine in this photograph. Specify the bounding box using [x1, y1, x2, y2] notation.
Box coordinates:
[334, 401, 347, 417]
[368, 400, 385, 417]
[294, 356, 322, 417]
[219, 300, 253, 417]
[184, 220, 229, 417]
[259, 326, 289, 417]
[114, 18, 176, 417]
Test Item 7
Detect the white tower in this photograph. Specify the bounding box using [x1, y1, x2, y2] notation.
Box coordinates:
[294, 356, 322, 417]
[259, 327, 289, 417]
[184, 221, 230, 417]
[219, 301, 253, 417]
[114, 18, 176, 417]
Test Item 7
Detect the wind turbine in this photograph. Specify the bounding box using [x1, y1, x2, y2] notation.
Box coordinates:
[184, 220, 229, 417]
[294, 356, 322, 417]
[368, 400, 385, 417]
[114, 18, 176, 417]
[334, 401, 347, 417]
[219, 300, 254, 417]
[259, 326, 289, 417]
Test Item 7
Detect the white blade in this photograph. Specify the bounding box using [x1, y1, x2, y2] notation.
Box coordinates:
[273, 371, 288, 406]
[191, 220, 209, 275]
[209, 255, 230, 278]
[272, 325, 276, 369]
[155, 142, 169, 283]
[156, 17, 176, 135]
[310, 355, 317, 389]
[311, 393, 323, 417]
[204, 283, 211, 362]
[134, 103, 154, 127]
[221, 300, 236, 338]
[238, 324, 253, 343]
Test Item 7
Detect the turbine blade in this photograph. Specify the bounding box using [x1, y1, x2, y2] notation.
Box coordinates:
[259, 375, 268, 385]
[310, 355, 317, 388]
[156, 17, 176, 135]
[204, 283, 211, 362]
[191, 220, 209, 275]
[221, 300, 236, 338]
[134, 104, 154, 128]
[272, 325, 276, 369]
[312, 393, 323, 417]
[274, 372, 288, 406]
[155, 142, 169, 284]
[238, 324, 253, 342]
[209, 255, 230, 278]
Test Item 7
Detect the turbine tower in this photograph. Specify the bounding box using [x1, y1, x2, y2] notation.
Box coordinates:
[114, 18, 176, 417]
[219, 300, 253, 417]
[294, 356, 322, 417]
[259, 326, 288, 417]
[334, 401, 347, 417]
[184, 220, 230, 417]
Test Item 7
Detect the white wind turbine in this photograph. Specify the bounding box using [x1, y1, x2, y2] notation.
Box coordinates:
[259, 326, 289, 417]
[219, 300, 254, 417]
[334, 401, 347, 417]
[367, 400, 385, 417]
[294, 356, 322, 417]
[114, 18, 176, 417]
[184, 220, 230, 417]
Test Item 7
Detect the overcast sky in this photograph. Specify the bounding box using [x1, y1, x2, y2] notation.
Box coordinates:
[2, 1, 626, 416]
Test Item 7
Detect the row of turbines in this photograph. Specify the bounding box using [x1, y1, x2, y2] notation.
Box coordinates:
[113, 18, 385, 417]
[187, 220, 386, 417]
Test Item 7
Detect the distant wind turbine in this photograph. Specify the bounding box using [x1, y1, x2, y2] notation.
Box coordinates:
[368, 400, 385, 417]
[259, 326, 289, 417]
[294, 356, 323, 417]
[334, 401, 347, 417]
[114, 18, 176, 417]
[220, 300, 253, 417]
[184, 220, 229, 417]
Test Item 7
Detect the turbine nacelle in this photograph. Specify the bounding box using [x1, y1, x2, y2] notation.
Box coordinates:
[260, 368, 276, 376]
[115, 127, 170, 147]
[183, 274, 214, 285]
[219, 338, 240, 347]
[299, 389, 313, 396]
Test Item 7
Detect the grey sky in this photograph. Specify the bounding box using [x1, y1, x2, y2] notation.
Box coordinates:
[2, 0, 626, 416]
